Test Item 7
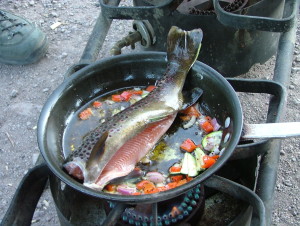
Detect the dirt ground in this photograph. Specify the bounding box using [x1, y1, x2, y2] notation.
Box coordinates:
[0, 1, 299, 225]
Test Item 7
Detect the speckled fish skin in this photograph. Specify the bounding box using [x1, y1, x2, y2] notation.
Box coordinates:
[64, 26, 203, 190]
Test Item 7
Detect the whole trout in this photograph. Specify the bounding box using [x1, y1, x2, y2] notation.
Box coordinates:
[64, 26, 203, 190]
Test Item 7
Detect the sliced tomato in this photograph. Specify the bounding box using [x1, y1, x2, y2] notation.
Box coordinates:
[92, 101, 102, 108]
[166, 182, 178, 190]
[202, 155, 216, 168]
[127, 89, 143, 95]
[120, 91, 133, 101]
[180, 105, 201, 117]
[169, 165, 182, 173]
[201, 121, 214, 133]
[171, 175, 184, 182]
[104, 184, 116, 192]
[112, 94, 123, 102]
[177, 179, 187, 187]
[146, 85, 157, 92]
[180, 138, 197, 152]
[78, 108, 93, 120]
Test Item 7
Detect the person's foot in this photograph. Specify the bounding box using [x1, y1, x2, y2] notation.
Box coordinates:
[0, 10, 48, 65]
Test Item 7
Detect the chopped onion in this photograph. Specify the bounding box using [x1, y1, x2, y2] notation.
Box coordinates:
[116, 185, 137, 195]
[183, 115, 196, 129]
[145, 171, 166, 184]
[211, 118, 221, 131]
[209, 146, 220, 156]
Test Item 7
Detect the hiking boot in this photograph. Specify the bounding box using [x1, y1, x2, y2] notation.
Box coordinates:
[0, 10, 48, 65]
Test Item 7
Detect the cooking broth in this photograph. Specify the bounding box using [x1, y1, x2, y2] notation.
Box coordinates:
[63, 86, 223, 195]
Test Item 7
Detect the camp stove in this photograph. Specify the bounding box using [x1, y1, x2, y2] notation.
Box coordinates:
[1, 0, 299, 225]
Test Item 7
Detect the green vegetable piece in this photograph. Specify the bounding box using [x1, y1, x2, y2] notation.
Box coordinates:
[194, 147, 206, 172]
[187, 153, 198, 177]
[202, 131, 223, 151]
[180, 153, 189, 175]
[180, 152, 198, 177]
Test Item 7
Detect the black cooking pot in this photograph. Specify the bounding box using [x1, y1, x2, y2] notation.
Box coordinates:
[2, 52, 266, 226]
[37, 52, 243, 202]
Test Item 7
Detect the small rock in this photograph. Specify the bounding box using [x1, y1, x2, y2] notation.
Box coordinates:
[50, 11, 58, 17]
[43, 88, 49, 93]
[60, 52, 68, 58]
[291, 67, 300, 73]
[295, 56, 300, 62]
[283, 180, 293, 187]
[29, 0, 35, 6]
[290, 209, 298, 216]
[10, 89, 19, 98]
[289, 85, 295, 90]
[280, 150, 286, 156]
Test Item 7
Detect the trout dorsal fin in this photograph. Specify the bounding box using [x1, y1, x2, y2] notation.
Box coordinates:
[167, 26, 203, 70]
[85, 131, 108, 183]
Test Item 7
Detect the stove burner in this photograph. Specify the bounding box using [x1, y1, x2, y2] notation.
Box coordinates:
[187, 0, 248, 15]
[107, 184, 204, 225]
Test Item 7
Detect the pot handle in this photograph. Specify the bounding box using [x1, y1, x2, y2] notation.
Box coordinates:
[204, 175, 266, 226]
[242, 122, 300, 139]
[212, 0, 298, 32]
[1, 163, 50, 226]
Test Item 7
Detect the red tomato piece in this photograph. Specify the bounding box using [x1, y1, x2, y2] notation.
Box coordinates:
[146, 85, 157, 92]
[104, 184, 116, 192]
[92, 101, 102, 108]
[78, 108, 93, 120]
[169, 165, 182, 173]
[201, 121, 214, 133]
[180, 138, 197, 152]
[202, 155, 216, 168]
[171, 175, 184, 182]
[112, 94, 123, 102]
[120, 91, 133, 101]
[180, 105, 201, 117]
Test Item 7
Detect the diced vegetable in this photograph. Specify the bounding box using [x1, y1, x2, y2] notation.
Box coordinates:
[112, 94, 123, 102]
[211, 118, 221, 131]
[202, 155, 217, 168]
[78, 108, 93, 120]
[180, 153, 189, 175]
[166, 182, 178, 190]
[180, 105, 201, 118]
[146, 85, 157, 92]
[136, 180, 156, 194]
[169, 164, 182, 175]
[127, 89, 143, 95]
[177, 179, 187, 186]
[145, 171, 165, 183]
[202, 131, 223, 151]
[104, 184, 116, 192]
[120, 91, 133, 101]
[201, 121, 214, 133]
[194, 147, 206, 172]
[180, 153, 198, 177]
[183, 115, 197, 129]
[180, 138, 197, 152]
[170, 175, 184, 182]
[117, 185, 137, 195]
[92, 101, 102, 108]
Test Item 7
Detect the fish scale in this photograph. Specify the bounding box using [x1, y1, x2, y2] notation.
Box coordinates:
[64, 26, 203, 190]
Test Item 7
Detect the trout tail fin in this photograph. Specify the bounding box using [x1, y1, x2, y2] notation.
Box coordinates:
[167, 26, 203, 70]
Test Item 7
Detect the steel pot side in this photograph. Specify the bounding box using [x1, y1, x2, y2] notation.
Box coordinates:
[38, 52, 243, 203]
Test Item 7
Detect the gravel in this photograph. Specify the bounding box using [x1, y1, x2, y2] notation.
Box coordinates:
[0, 1, 299, 225]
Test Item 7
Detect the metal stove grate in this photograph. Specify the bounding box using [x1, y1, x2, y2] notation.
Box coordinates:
[1, 0, 299, 226]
